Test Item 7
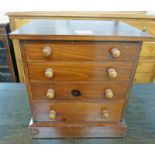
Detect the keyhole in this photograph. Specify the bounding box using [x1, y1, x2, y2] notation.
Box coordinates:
[71, 89, 81, 97]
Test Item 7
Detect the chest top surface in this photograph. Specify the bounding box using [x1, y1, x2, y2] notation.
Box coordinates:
[10, 19, 152, 41]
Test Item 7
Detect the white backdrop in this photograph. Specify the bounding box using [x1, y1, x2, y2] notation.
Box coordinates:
[0, 0, 155, 22]
[0, 0, 155, 11]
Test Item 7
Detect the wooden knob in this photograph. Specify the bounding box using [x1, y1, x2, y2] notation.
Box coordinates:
[42, 46, 52, 57]
[46, 89, 55, 99]
[111, 48, 121, 58]
[49, 110, 56, 119]
[105, 89, 113, 99]
[102, 110, 110, 119]
[107, 68, 117, 79]
[45, 68, 54, 78]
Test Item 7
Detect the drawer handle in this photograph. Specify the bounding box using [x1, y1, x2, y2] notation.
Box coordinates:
[71, 89, 81, 97]
[42, 46, 52, 57]
[111, 48, 121, 58]
[107, 68, 117, 79]
[105, 89, 114, 99]
[102, 110, 110, 119]
[45, 68, 54, 78]
[46, 89, 55, 99]
[49, 110, 56, 120]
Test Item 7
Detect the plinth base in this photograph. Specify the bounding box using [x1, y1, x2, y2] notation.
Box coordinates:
[29, 119, 127, 138]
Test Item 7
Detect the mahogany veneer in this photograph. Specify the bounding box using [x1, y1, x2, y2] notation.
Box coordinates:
[10, 19, 151, 138]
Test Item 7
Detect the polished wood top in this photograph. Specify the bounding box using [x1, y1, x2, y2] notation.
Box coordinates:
[10, 19, 152, 41]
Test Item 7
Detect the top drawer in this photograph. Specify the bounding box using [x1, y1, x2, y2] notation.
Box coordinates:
[23, 41, 140, 61]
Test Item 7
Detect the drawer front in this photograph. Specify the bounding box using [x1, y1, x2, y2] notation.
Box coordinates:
[136, 60, 155, 73]
[140, 42, 155, 57]
[34, 100, 124, 122]
[134, 72, 153, 83]
[30, 81, 128, 101]
[28, 62, 133, 81]
[24, 42, 140, 61]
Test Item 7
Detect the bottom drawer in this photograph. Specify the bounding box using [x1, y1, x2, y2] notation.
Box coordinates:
[34, 100, 124, 122]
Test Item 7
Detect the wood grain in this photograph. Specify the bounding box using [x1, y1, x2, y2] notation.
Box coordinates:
[28, 61, 133, 82]
[24, 41, 140, 61]
[134, 72, 153, 83]
[9, 18, 146, 138]
[29, 119, 127, 138]
[140, 42, 155, 57]
[33, 100, 125, 122]
[15, 19, 31, 29]
[124, 20, 155, 36]
[8, 12, 155, 83]
[30, 81, 129, 101]
[136, 60, 155, 73]
[7, 11, 149, 19]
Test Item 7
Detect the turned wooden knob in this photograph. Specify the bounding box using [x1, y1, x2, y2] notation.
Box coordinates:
[45, 68, 54, 78]
[42, 46, 52, 57]
[111, 48, 121, 58]
[46, 89, 55, 99]
[49, 110, 56, 119]
[102, 110, 110, 119]
[107, 68, 117, 79]
[105, 89, 113, 99]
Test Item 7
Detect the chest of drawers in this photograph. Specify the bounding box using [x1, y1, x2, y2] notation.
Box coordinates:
[10, 19, 152, 138]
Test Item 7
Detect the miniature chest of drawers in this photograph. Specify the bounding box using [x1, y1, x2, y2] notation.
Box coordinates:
[10, 19, 152, 138]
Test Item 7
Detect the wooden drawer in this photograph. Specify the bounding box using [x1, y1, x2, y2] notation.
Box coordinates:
[134, 72, 153, 83]
[30, 81, 128, 101]
[136, 60, 155, 73]
[24, 41, 140, 61]
[140, 42, 155, 57]
[34, 100, 124, 122]
[28, 61, 133, 82]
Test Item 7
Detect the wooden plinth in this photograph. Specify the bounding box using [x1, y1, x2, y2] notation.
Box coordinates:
[29, 119, 127, 138]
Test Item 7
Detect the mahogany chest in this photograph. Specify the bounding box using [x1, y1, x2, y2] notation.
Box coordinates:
[10, 20, 152, 138]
